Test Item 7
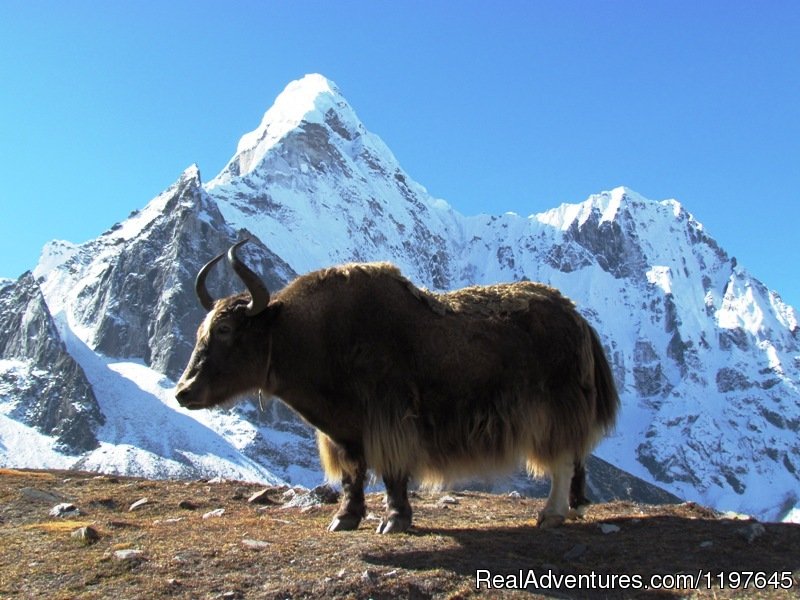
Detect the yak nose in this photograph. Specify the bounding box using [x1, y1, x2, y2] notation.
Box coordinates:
[175, 375, 210, 409]
[175, 381, 198, 408]
[175, 384, 190, 406]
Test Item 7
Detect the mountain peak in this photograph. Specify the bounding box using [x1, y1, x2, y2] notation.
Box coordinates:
[536, 187, 688, 232]
[243, 74, 347, 144]
[180, 163, 202, 185]
[218, 74, 361, 181]
[534, 187, 636, 230]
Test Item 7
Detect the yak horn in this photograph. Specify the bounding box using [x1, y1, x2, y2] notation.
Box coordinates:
[228, 239, 270, 316]
[195, 251, 226, 311]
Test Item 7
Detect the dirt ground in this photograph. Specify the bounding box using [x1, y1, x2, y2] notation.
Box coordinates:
[1, 468, 798, 599]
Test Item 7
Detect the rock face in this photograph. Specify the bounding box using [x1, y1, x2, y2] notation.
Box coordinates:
[28, 167, 298, 385]
[1, 74, 798, 521]
[0, 274, 103, 453]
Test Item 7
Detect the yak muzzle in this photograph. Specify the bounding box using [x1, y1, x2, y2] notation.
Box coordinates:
[174, 380, 208, 410]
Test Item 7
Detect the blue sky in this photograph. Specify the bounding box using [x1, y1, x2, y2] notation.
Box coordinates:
[1, 1, 798, 307]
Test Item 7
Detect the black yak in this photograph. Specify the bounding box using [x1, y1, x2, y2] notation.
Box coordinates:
[176, 240, 619, 533]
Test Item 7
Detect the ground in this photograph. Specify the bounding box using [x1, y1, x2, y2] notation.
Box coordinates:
[0, 468, 798, 599]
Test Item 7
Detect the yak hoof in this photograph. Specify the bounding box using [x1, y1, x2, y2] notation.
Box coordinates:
[376, 513, 412, 534]
[537, 512, 566, 529]
[568, 504, 589, 519]
[328, 512, 362, 532]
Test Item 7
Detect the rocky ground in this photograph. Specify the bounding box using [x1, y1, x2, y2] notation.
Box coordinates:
[1, 468, 798, 599]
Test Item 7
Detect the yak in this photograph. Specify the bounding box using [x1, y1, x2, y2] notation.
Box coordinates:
[175, 240, 619, 533]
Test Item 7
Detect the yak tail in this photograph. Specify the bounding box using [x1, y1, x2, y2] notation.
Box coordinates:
[589, 325, 620, 432]
[565, 326, 619, 510]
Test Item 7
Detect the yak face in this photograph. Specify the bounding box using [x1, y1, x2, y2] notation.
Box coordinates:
[175, 240, 275, 410]
[175, 295, 272, 409]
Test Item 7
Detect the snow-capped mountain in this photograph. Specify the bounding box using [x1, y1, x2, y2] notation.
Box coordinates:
[1, 74, 798, 521]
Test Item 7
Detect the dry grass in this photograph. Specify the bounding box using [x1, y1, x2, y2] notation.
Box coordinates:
[0, 468, 56, 479]
[23, 520, 96, 532]
[1, 469, 798, 599]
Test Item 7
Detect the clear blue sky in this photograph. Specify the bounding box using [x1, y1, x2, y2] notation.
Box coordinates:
[1, 1, 798, 308]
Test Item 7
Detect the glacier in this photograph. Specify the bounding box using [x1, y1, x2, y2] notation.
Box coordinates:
[1, 74, 798, 522]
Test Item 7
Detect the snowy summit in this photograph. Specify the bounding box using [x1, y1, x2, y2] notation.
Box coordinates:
[213, 74, 365, 184]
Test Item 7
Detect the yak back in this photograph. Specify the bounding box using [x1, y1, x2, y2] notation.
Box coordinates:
[281, 261, 576, 318]
[271, 261, 592, 400]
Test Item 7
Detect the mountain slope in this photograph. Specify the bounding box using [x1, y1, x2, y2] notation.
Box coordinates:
[0, 274, 103, 455]
[1, 74, 798, 521]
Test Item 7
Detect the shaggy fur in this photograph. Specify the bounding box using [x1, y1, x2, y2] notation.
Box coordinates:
[305, 264, 616, 485]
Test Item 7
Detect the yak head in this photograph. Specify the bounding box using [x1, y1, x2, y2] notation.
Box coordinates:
[175, 240, 277, 410]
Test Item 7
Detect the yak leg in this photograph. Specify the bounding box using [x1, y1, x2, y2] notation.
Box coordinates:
[538, 456, 574, 528]
[569, 459, 591, 517]
[328, 456, 367, 532]
[376, 474, 412, 534]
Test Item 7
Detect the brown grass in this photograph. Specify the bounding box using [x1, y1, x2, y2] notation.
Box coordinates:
[23, 520, 96, 532]
[0, 467, 56, 479]
[0, 469, 798, 599]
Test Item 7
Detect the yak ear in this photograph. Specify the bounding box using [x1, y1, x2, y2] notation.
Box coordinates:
[246, 300, 281, 328]
[264, 301, 283, 324]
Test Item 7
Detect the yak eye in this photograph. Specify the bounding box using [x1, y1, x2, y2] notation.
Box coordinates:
[214, 323, 233, 336]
